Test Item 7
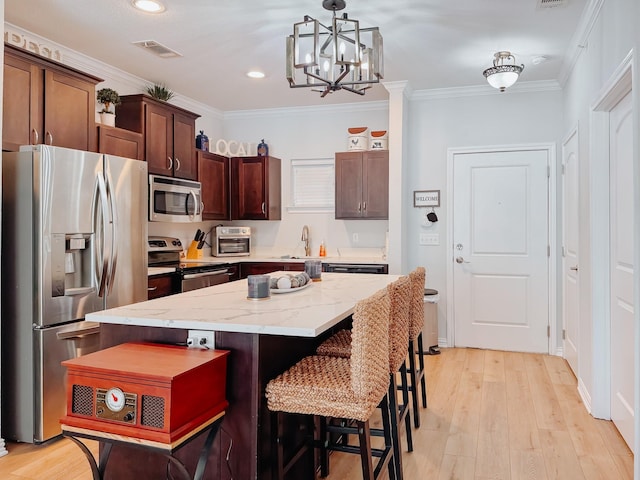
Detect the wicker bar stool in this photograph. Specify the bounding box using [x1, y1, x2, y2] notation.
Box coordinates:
[265, 287, 396, 480]
[406, 267, 428, 428]
[314, 276, 414, 479]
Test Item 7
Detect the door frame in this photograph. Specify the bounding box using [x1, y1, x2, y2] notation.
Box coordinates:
[589, 50, 633, 420]
[446, 143, 557, 354]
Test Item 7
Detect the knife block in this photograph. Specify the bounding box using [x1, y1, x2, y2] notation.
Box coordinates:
[186, 240, 203, 259]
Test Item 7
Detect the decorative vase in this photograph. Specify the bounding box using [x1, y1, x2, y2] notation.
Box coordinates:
[257, 139, 269, 157]
[196, 130, 209, 151]
[100, 112, 115, 127]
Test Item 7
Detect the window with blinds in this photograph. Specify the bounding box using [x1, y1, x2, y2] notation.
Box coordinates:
[288, 158, 335, 213]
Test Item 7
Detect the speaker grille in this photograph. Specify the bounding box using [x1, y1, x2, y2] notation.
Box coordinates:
[141, 395, 165, 428]
[72, 385, 94, 416]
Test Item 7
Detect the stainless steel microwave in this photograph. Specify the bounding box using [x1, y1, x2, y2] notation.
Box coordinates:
[149, 174, 202, 223]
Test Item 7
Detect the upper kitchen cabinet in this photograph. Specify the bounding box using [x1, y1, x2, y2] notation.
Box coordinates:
[3, 44, 102, 152]
[198, 151, 229, 220]
[230, 156, 281, 220]
[97, 125, 143, 160]
[335, 150, 389, 219]
[115, 94, 200, 180]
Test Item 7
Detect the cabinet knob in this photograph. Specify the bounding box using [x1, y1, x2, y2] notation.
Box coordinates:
[175, 157, 181, 171]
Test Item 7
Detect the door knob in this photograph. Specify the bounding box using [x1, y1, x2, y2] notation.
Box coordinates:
[455, 256, 469, 264]
[570, 266, 578, 271]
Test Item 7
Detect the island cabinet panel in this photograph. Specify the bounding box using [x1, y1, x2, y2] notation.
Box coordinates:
[116, 94, 199, 180]
[97, 125, 143, 160]
[99, 324, 328, 479]
[3, 44, 102, 152]
[198, 151, 230, 220]
[335, 150, 389, 219]
[230, 156, 281, 220]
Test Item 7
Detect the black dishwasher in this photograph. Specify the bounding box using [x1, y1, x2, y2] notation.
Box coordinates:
[323, 263, 388, 274]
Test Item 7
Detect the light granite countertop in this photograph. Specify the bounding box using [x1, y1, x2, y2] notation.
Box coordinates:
[90, 272, 398, 337]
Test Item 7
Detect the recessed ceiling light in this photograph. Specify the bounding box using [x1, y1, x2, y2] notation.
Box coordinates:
[132, 0, 165, 13]
[247, 71, 265, 79]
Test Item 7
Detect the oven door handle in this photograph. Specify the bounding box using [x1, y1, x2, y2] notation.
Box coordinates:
[182, 269, 229, 280]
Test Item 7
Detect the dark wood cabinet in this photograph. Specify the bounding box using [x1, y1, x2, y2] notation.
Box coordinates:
[147, 273, 179, 300]
[198, 151, 229, 220]
[97, 125, 143, 159]
[335, 150, 389, 219]
[240, 262, 304, 279]
[116, 94, 200, 180]
[3, 44, 102, 152]
[230, 156, 281, 220]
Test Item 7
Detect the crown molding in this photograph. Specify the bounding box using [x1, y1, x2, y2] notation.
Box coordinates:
[223, 100, 389, 119]
[4, 22, 224, 121]
[410, 79, 561, 101]
[557, 0, 604, 87]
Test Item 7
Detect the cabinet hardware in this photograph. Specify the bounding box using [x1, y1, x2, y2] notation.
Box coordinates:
[175, 157, 181, 171]
[167, 157, 173, 170]
[363, 201, 367, 211]
[261, 202, 266, 214]
[147, 286, 158, 291]
[32, 128, 39, 145]
[358, 202, 361, 212]
[46, 131, 53, 145]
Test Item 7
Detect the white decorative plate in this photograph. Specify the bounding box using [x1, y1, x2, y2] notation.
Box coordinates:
[270, 282, 312, 294]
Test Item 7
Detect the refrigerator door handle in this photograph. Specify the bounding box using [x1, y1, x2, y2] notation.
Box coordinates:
[94, 173, 110, 297]
[105, 168, 119, 294]
[56, 325, 101, 340]
[65, 286, 96, 296]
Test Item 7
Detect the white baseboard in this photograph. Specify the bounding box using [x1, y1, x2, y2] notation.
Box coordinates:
[577, 377, 594, 415]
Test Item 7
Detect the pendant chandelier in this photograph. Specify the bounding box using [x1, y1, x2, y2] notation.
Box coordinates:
[286, 0, 383, 97]
[483, 51, 524, 92]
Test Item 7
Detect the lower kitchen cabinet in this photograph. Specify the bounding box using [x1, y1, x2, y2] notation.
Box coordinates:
[147, 273, 179, 299]
[240, 262, 303, 278]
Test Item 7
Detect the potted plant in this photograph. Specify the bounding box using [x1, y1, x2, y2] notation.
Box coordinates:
[146, 83, 174, 102]
[96, 88, 121, 127]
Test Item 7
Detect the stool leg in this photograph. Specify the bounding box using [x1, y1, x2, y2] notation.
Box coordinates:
[407, 340, 421, 428]
[399, 362, 413, 452]
[417, 333, 428, 408]
[379, 395, 397, 480]
[388, 375, 404, 480]
[319, 416, 329, 477]
[357, 420, 374, 480]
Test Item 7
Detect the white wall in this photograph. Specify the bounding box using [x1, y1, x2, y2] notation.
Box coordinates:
[406, 90, 563, 343]
[222, 103, 390, 257]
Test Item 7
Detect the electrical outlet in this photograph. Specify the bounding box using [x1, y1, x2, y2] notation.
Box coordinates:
[353, 233, 359, 243]
[187, 330, 215, 349]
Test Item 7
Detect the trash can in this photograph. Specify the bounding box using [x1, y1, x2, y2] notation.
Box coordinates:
[423, 288, 440, 355]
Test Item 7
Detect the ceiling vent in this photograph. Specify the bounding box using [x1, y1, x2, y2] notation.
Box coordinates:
[537, 0, 567, 8]
[132, 40, 182, 58]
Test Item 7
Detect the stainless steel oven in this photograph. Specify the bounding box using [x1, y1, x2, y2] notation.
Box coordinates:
[213, 226, 251, 257]
[148, 236, 237, 292]
[149, 174, 202, 223]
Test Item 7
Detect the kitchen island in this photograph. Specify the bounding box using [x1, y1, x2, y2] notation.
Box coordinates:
[88, 272, 397, 480]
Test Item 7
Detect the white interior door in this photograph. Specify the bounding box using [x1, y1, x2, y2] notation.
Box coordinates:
[562, 129, 580, 375]
[453, 149, 550, 353]
[609, 90, 634, 451]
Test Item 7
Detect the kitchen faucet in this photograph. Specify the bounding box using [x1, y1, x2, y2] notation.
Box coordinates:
[301, 225, 311, 257]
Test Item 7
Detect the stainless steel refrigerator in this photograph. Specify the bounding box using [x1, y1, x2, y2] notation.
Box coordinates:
[1, 145, 148, 443]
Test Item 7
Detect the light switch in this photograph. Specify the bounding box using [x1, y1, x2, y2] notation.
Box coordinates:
[419, 233, 439, 246]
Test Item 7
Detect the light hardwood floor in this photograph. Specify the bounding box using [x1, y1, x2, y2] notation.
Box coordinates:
[0, 348, 633, 479]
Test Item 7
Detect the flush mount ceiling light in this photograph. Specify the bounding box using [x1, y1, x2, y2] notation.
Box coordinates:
[483, 51, 524, 92]
[286, 0, 383, 97]
[247, 71, 266, 79]
[132, 0, 165, 13]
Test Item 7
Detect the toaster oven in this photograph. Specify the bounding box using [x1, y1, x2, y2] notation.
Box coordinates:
[213, 226, 251, 257]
